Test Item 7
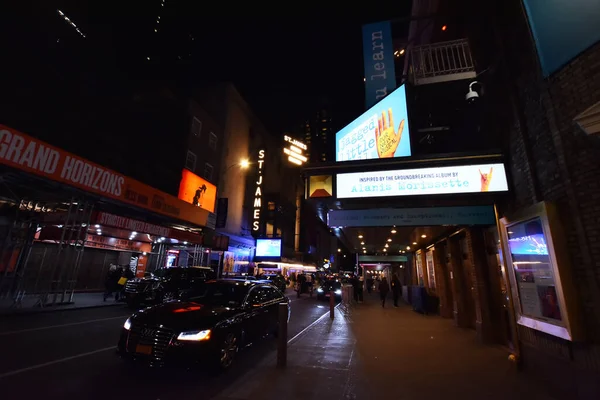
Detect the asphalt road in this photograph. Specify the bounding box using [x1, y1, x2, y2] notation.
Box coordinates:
[0, 289, 334, 400]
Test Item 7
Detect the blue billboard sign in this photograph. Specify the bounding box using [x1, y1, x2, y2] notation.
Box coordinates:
[256, 239, 282, 257]
[523, 0, 600, 76]
[335, 85, 411, 162]
[362, 21, 397, 108]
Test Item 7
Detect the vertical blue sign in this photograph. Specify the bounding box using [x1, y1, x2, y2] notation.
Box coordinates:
[362, 21, 397, 109]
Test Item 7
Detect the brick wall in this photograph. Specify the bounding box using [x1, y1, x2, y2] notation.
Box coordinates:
[480, 0, 600, 393]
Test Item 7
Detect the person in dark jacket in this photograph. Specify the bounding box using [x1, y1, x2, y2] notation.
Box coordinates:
[391, 275, 402, 307]
[379, 277, 390, 308]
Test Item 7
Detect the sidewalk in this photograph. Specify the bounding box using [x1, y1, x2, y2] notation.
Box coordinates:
[212, 295, 562, 400]
[0, 292, 122, 316]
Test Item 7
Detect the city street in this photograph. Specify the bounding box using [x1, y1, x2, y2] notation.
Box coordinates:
[0, 290, 331, 400]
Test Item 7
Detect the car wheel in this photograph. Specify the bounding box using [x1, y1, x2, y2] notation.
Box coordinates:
[218, 332, 238, 370]
[162, 291, 176, 302]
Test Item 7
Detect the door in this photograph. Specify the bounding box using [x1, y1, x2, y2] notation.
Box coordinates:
[244, 286, 270, 340]
[263, 286, 286, 333]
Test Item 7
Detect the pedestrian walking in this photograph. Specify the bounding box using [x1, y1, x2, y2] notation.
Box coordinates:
[379, 277, 390, 308]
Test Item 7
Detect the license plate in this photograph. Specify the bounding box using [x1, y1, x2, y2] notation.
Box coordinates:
[135, 344, 152, 355]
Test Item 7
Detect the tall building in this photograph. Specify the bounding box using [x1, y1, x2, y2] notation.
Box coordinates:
[301, 109, 335, 164]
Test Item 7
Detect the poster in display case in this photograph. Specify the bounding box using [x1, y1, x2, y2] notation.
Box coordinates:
[415, 251, 424, 286]
[426, 250, 436, 290]
[499, 202, 582, 341]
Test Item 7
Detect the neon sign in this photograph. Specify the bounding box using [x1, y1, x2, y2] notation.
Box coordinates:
[283, 135, 307, 166]
[252, 149, 265, 232]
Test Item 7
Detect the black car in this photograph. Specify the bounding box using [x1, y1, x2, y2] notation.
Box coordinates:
[123, 266, 214, 308]
[316, 280, 342, 301]
[261, 274, 287, 292]
[117, 279, 290, 370]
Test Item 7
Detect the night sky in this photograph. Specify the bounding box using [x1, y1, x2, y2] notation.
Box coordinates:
[3, 2, 412, 134]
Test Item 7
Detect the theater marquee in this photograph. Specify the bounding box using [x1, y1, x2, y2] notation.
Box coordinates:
[336, 163, 509, 199]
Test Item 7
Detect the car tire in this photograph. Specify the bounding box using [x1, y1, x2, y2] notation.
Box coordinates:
[216, 332, 238, 370]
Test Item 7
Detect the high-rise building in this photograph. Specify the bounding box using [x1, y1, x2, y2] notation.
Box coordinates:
[300, 109, 335, 164]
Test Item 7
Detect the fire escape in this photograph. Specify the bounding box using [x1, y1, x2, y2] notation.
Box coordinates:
[407, 38, 478, 149]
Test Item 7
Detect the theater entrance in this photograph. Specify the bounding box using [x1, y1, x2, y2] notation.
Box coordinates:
[330, 206, 514, 350]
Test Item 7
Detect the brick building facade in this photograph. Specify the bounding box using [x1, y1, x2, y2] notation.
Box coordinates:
[460, 0, 600, 396]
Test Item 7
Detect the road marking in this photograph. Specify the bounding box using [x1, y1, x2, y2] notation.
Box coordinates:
[287, 303, 340, 345]
[0, 346, 115, 379]
[0, 315, 128, 336]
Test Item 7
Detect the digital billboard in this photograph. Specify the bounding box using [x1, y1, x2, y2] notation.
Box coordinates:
[336, 85, 411, 162]
[256, 239, 282, 258]
[336, 163, 509, 199]
[178, 169, 217, 213]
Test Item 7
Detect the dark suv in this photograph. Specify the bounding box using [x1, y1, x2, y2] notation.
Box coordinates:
[123, 266, 215, 308]
[261, 274, 287, 292]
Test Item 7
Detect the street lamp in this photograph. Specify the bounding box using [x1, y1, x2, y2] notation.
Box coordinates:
[225, 159, 250, 172]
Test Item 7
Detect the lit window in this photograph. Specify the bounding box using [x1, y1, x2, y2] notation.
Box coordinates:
[208, 132, 218, 150]
[268, 201, 276, 211]
[203, 163, 214, 181]
[192, 117, 202, 137]
[185, 150, 196, 172]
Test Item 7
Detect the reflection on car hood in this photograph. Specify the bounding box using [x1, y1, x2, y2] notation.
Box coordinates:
[131, 301, 240, 331]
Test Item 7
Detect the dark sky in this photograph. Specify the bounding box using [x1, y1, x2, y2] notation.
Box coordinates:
[4, 2, 412, 134]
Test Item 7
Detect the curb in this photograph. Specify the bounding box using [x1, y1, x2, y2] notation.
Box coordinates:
[0, 302, 125, 317]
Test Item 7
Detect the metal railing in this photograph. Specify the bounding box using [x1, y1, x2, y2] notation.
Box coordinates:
[410, 39, 477, 85]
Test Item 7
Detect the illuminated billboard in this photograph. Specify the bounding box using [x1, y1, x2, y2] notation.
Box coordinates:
[256, 238, 282, 257]
[178, 169, 217, 213]
[336, 163, 509, 199]
[336, 85, 411, 162]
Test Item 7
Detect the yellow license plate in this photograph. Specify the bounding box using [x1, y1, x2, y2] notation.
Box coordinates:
[135, 344, 152, 355]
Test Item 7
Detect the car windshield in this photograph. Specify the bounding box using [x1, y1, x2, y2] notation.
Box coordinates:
[179, 282, 248, 307]
[152, 268, 181, 278]
[322, 281, 342, 290]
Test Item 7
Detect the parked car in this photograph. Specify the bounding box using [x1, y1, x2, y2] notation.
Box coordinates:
[261, 274, 287, 292]
[123, 266, 215, 308]
[117, 279, 290, 369]
[317, 280, 342, 301]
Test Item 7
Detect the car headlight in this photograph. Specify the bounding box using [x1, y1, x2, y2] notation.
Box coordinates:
[335, 289, 342, 295]
[123, 318, 132, 330]
[177, 329, 211, 341]
[317, 288, 324, 293]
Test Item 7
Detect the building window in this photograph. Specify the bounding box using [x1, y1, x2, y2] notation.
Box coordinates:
[203, 163, 214, 181]
[185, 150, 196, 171]
[268, 201, 276, 211]
[192, 117, 202, 137]
[209, 132, 218, 150]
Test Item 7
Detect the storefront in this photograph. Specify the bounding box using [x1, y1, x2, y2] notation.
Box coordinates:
[0, 124, 214, 306]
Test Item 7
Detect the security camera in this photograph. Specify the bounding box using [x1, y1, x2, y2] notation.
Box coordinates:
[465, 81, 480, 103]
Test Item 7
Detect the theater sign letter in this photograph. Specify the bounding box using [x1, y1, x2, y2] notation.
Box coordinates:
[252, 149, 265, 231]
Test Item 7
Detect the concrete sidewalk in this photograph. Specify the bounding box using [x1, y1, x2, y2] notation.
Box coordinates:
[212, 296, 562, 400]
[0, 292, 123, 316]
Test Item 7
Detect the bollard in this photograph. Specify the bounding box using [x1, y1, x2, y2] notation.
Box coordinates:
[330, 290, 335, 319]
[277, 302, 288, 368]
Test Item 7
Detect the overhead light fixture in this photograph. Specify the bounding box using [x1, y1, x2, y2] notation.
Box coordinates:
[337, 248, 341, 252]
[383, 249, 387, 252]
[358, 235, 363, 239]
[387, 238, 392, 242]
[406, 246, 411, 250]
[360, 242, 365, 245]
[413, 242, 417, 245]
[399, 49, 405, 55]
[421, 234, 427, 238]
[442, 25, 447, 31]
[363, 250, 367, 253]
[391, 229, 397, 234]
[385, 244, 389, 248]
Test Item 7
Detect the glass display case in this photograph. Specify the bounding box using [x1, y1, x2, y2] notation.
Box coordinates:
[499, 202, 582, 341]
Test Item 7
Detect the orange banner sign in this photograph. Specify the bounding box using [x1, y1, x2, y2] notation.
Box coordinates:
[178, 169, 217, 213]
[0, 125, 209, 227]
